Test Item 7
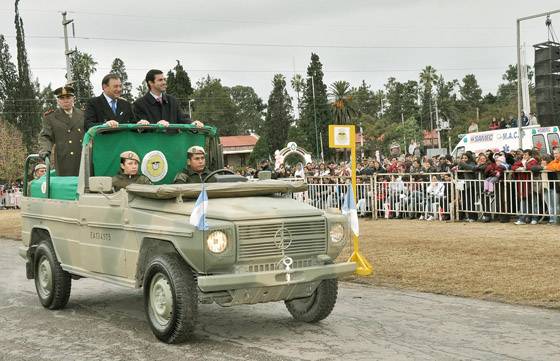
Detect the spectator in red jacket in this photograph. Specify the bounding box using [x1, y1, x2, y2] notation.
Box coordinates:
[512, 149, 539, 224]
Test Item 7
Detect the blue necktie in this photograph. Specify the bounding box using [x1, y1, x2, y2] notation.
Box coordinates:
[111, 99, 117, 115]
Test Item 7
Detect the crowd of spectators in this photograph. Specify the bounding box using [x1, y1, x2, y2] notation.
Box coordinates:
[0, 182, 23, 209]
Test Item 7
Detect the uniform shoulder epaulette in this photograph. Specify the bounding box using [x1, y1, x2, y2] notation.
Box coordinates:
[43, 109, 55, 116]
[118, 96, 129, 102]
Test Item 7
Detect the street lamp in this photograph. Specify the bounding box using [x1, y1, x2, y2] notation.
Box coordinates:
[188, 99, 195, 120]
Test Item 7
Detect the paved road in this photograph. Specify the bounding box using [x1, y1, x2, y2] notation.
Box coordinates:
[1, 238, 558, 361]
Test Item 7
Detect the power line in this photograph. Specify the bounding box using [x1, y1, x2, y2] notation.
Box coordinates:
[2, 35, 515, 49]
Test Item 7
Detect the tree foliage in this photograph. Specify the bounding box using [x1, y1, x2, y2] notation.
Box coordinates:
[167, 60, 193, 113]
[264, 74, 293, 153]
[228, 85, 266, 134]
[69, 50, 97, 107]
[0, 119, 26, 182]
[192, 76, 238, 135]
[329, 80, 358, 125]
[110, 58, 132, 101]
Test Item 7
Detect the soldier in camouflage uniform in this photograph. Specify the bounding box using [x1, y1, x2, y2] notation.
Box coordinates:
[38, 86, 85, 176]
[173, 146, 216, 184]
[112, 151, 152, 191]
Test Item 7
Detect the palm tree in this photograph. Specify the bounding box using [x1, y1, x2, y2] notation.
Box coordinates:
[329, 80, 358, 124]
[419, 66, 438, 130]
[291, 74, 305, 118]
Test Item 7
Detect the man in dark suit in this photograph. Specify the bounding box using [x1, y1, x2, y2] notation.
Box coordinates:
[84, 74, 135, 131]
[133, 69, 204, 128]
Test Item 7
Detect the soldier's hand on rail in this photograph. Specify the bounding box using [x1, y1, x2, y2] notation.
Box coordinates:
[136, 119, 150, 126]
[192, 120, 204, 128]
[105, 120, 119, 128]
[157, 120, 169, 127]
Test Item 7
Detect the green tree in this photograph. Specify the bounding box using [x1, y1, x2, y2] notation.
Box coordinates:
[135, 82, 148, 100]
[14, 0, 42, 151]
[290, 74, 305, 118]
[299, 53, 330, 159]
[110, 58, 132, 101]
[384, 77, 419, 124]
[248, 135, 271, 166]
[192, 76, 238, 135]
[0, 119, 26, 183]
[264, 74, 293, 152]
[329, 80, 357, 125]
[459, 74, 482, 110]
[419, 65, 438, 130]
[0, 35, 18, 126]
[69, 50, 97, 107]
[167, 60, 193, 113]
[38, 84, 56, 112]
[351, 80, 379, 118]
[228, 85, 266, 134]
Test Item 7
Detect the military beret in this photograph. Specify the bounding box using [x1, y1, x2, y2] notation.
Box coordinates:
[120, 151, 140, 162]
[34, 164, 47, 172]
[54, 85, 75, 98]
[187, 145, 205, 155]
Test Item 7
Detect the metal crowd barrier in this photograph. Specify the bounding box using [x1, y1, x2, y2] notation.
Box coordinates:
[292, 171, 560, 223]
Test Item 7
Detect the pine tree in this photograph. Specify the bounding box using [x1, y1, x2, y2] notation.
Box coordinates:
[135, 82, 148, 100]
[0, 35, 18, 126]
[167, 60, 193, 113]
[14, 0, 42, 151]
[110, 58, 132, 101]
[264, 74, 293, 153]
[299, 53, 330, 159]
[69, 50, 97, 107]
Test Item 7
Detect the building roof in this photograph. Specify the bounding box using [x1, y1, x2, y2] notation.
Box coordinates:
[219, 134, 259, 148]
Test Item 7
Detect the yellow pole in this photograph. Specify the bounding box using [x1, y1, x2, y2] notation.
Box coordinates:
[347, 134, 373, 276]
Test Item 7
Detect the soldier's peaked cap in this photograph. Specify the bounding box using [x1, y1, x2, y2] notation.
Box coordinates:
[54, 85, 75, 98]
[187, 145, 205, 155]
[120, 151, 140, 162]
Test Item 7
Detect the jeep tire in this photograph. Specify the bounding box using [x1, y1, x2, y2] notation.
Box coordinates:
[285, 278, 338, 323]
[34, 241, 72, 310]
[143, 253, 198, 344]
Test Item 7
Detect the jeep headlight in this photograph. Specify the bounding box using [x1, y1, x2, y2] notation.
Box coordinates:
[207, 231, 228, 253]
[329, 223, 345, 244]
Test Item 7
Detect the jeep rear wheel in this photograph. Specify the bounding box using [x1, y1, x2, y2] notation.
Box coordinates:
[285, 279, 338, 323]
[143, 253, 198, 344]
[34, 241, 71, 310]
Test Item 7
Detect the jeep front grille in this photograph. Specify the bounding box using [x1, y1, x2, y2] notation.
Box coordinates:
[237, 219, 326, 261]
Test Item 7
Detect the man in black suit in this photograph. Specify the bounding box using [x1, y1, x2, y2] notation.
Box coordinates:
[133, 69, 204, 128]
[84, 74, 135, 131]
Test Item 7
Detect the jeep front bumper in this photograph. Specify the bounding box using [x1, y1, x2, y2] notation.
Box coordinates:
[197, 261, 355, 292]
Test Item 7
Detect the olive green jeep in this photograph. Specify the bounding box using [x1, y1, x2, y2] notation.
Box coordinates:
[20, 124, 355, 343]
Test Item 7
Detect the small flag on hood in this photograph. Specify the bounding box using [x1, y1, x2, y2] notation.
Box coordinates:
[190, 185, 209, 231]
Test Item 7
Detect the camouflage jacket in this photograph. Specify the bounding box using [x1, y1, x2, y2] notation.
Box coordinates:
[173, 167, 216, 184]
[112, 172, 152, 191]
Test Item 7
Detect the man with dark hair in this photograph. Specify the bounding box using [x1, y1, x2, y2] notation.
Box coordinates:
[38, 85, 85, 176]
[84, 74, 135, 131]
[133, 69, 203, 128]
[173, 146, 215, 183]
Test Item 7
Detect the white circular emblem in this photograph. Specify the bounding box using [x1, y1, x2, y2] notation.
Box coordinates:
[141, 150, 168, 182]
[287, 142, 298, 152]
[41, 182, 47, 194]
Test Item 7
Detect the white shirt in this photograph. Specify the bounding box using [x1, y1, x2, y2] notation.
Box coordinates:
[150, 91, 163, 102]
[103, 93, 117, 108]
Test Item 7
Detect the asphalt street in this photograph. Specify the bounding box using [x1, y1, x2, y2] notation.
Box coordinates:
[1, 238, 559, 361]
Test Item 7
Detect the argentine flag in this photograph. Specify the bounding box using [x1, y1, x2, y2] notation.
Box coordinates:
[341, 185, 359, 236]
[190, 186, 209, 231]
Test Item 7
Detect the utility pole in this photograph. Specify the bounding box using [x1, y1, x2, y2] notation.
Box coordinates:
[435, 98, 441, 149]
[310, 74, 320, 160]
[61, 12, 75, 84]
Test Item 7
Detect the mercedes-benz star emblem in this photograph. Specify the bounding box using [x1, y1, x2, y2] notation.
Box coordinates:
[273, 226, 293, 250]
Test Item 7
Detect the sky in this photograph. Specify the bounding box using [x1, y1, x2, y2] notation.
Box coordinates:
[1, 0, 560, 105]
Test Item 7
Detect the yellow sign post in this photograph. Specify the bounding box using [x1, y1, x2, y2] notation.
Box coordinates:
[328, 125, 373, 276]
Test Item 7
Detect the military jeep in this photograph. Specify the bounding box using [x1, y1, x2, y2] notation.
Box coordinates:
[20, 124, 355, 343]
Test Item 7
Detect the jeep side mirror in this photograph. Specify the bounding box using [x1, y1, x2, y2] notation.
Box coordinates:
[89, 177, 113, 193]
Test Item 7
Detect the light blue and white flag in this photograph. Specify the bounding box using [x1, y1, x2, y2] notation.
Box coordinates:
[190, 185, 209, 231]
[341, 185, 359, 236]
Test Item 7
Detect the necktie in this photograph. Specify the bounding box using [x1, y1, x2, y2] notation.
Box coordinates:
[111, 99, 117, 115]
[156, 97, 162, 105]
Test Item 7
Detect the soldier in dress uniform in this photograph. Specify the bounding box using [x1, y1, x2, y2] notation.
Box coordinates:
[112, 151, 152, 191]
[38, 85, 85, 176]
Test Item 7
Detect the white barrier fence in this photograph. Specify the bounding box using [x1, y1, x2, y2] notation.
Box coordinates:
[294, 172, 560, 222]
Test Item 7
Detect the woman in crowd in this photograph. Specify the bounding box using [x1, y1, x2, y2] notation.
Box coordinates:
[512, 149, 539, 224]
[457, 152, 477, 221]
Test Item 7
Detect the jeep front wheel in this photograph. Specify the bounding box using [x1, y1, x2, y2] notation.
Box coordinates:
[34, 241, 72, 309]
[285, 279, 338, 323]
[143, 253, 198, 344]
